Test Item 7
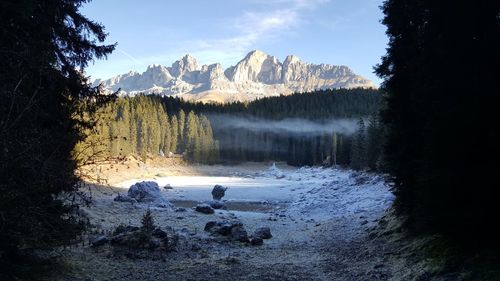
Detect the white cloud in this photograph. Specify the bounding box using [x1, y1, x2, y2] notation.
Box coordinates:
[88, 0, 330, 79]
[187, 0, 329, 65]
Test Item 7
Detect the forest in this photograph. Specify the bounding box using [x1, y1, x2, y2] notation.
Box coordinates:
[77, 89, 385, 169]
[186, 89, 384, 167]
[75, 95, 219, 164]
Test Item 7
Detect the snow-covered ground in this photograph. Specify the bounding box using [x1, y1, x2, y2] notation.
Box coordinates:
[61, 163, 397, 281]
[116, 164, 393, 220]
[115, 164, 394, 242]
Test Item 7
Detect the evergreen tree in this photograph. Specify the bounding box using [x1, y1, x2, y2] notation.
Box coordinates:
[169, 115, 179, 153]
[185, 111, 199, 160]
[331, 132, 338, 167]
[376, 0, 499, 242]
[178, 109, 186, 152]
[0, 0, 115, 275]
[350, 119, 367, 170]
[142, 209, 155, 230]
[366, 115, 384, 171]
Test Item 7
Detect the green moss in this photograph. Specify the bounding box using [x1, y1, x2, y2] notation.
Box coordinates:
[423, 236, 500, 280]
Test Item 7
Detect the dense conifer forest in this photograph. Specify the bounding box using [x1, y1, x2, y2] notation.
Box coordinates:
[188, 89, 384, 167]
[162, 88, 381, 119]
[75, 96, 219, 164]
[77, 89, 384, 168]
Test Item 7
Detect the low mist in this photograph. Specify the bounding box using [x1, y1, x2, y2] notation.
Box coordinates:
[208, 114, 360, 136]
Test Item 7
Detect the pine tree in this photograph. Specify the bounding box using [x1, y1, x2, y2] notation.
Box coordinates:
[350, 119, 367, 170]
[0, 0, 115, 274]
[170, 115, 179, 153]
[332, 132, 338, 167]
[178, 110, 186, 152]
[376, 0, 499, 242]
[162, 114, 171, 156]
[366, 115, 384, 171]
[141, 208, 155, 232]
[185, 111, 199, 160]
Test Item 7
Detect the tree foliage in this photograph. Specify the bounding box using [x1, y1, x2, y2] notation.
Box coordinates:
[162, 88, 381, 119]
[76, 95, 219, 164]
[350, 119, 367, 170]
[376, 0, 499, 242]
[160, 89, 383, 167]
[0, 0, 115, 274]
[141, 209, 155, 232]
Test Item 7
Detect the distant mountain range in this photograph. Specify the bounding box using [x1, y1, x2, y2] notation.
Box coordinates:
[94, 50, 376, 103]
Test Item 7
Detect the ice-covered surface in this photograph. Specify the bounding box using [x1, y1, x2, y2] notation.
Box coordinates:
[116, 164, 394, 232]
[117, 175, 291, 203]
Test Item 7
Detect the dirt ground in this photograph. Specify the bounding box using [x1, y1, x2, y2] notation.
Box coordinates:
[47, 158, 448, 281]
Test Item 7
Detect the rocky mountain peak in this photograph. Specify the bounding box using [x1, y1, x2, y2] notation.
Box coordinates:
[170, 54, 198, 78]
[284, 55, 301, 65]
[182, 54, 197, 65]
[143, 64, 172, 86]
[244, 50, 271, 61]
[199, 63, 226, 83]
[96, 50, 376, 103]
[230, 50, 282, 84]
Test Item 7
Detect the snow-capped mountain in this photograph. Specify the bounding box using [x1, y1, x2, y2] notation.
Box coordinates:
[94, 50, 376, 103]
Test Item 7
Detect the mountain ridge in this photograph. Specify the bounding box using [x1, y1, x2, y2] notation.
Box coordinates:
[94, 50, 376, 103]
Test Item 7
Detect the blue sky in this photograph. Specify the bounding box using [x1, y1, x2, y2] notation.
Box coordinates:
[82, 0, 388, 85]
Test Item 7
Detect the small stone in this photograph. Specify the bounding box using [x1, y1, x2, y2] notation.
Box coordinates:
[211, 185, 228, 200]
[231, 226, 249, 242]
[205, 220, 244, 237]
[113, 194, 137, 203]
[217, 224, 233, 236]
[204, 221, 217, 231]
[90, 236, 109, 248]
[113, 225, 139, 236]
[152, 228, 168, 239]
[254, 227, 272, 239]
[110, 230, 148, 247]
[195, 204, 214, 214]
[209, 200, 227, 210]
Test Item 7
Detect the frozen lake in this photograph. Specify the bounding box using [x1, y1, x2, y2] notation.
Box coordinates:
[115, 165, 394, 223]
[117, 175, 292, 204]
